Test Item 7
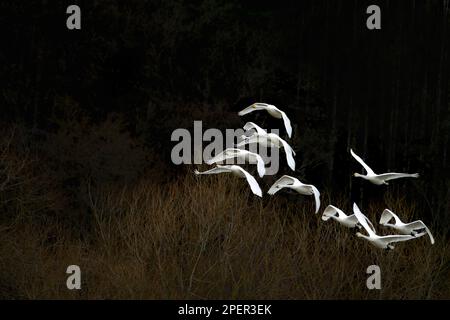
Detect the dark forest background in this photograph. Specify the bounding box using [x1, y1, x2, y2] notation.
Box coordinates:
[0, 1, 449, 228]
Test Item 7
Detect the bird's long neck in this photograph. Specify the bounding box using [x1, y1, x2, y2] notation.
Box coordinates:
[356, 173, 374, 182]
[357, 233, 371, 241]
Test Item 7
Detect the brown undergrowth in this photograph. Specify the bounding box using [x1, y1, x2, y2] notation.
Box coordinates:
[1, 170, 448, 299]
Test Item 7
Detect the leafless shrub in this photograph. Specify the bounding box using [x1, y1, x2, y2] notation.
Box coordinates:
[0, 170, 448, 299]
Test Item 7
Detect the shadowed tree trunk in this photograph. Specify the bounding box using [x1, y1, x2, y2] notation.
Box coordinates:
[328, 82, 337, 185]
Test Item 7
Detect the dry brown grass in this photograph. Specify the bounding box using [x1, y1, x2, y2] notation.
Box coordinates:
[0, 169, 448, 299]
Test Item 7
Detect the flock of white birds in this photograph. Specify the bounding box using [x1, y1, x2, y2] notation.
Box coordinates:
[194, 102, 434, 250]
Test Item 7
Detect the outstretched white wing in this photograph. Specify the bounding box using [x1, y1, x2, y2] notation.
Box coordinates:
[310, 185, 321, 214]
[376, 173, 419, 181]
[378, 234, 416, 245]
[194, 166, 232, 175]
[205, 149, 265, 177]
[205, 149, 234, 165]
[379, 209, 403, 225]
[278, 137, 296, 171]
[280, 111, 292, 138]
[353, 203, 376, 237]
[322, 205, 347, 221]
[238, 103, 269, 116]
[234, 166, 262, 197]
[406, 220, 435, 244]
[236, 134, 277, 149]
[365, 217, 376, 233]
[243, 122, 268, 136]
[267, 175, 297, 195]
[350, 149, 375, 175]
[252, 153, 266, 178]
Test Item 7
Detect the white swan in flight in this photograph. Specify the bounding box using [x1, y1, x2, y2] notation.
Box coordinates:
[194, 165, 262, 197]
[268, 175, 320, 213]
[243, 121, 269, 136]
[238, 103, 292, 138]
[321, 205, 375, 230]
[350, 149, 419, 185]
[379, 209, 435, 244]
[353, 203, 415, 250]
[205, 148, 266, 178]
[237, 123, 296, 171]
[237, 122, 276, 147]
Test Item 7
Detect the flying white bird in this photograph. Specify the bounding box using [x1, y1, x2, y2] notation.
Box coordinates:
[237, 123, 296, 171]
[194, 165, 262, 197]
[243, 121, 269, 136]
[238, 103, 293, 138]
[237, 122, 269, 146]
[268, 175, 320, 213]
[379, 209, 435, 244]
[353, 203, 415, 250]
[350, 149, 419, 185]
[205, 148, 266, 178]
[238, 122, 278, 147]
[321, 205, 375, 230]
